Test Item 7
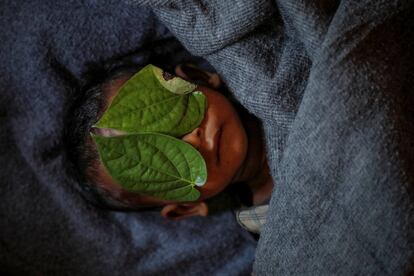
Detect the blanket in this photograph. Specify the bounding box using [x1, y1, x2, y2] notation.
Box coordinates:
[149, 0, 414, 274]
[1, 0, 413, 275]
[0, 1, 256, 275]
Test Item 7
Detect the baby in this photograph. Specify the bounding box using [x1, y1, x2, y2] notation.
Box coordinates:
[71, 61, 273, 225]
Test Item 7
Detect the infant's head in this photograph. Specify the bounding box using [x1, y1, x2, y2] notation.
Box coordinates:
[70, 63, 264, 219]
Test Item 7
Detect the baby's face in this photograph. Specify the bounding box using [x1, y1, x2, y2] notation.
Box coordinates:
[182, 85, 248, 199]
[89, 72, 248, 208]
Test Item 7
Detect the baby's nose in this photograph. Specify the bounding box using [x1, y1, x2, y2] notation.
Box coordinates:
[182, 127, 203, 150]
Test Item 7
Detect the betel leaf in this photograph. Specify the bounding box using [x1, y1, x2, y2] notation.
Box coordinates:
[92, 133, 207, 202]
[95, 64, 206, 137]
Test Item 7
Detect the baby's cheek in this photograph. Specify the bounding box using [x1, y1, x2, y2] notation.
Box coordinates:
[201, 167, 231, 197]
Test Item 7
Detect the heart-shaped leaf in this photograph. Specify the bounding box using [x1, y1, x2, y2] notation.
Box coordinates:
[92, 133, 207, 202]
[95, 64, 206, 137]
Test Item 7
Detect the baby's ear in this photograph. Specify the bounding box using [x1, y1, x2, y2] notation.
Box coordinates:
[161, 202, 208, 220]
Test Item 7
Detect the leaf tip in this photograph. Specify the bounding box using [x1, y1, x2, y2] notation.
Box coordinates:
[195, 176, 206, 187]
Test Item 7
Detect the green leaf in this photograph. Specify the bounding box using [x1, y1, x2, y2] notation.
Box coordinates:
[95, 64, 206, 137]
[92, 133, 207, 202]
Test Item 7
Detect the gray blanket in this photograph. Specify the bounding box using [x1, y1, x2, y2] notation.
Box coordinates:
[1, 0, 413, 275]
[149, 0, 414, 274]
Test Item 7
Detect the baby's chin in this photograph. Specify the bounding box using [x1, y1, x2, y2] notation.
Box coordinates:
[199, 165, 246, 200]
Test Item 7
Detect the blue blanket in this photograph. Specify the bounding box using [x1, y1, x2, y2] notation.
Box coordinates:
[1, 0, 413, 275]
[0, 1, 256, 275]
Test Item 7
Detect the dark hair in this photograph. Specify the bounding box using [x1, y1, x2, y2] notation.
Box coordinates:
[64, 59, 142, 209]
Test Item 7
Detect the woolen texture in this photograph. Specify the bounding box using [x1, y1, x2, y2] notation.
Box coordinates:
[0, 1, 256, 275]
[150, 0, 414, 274]
[1, 0, 413, 275]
